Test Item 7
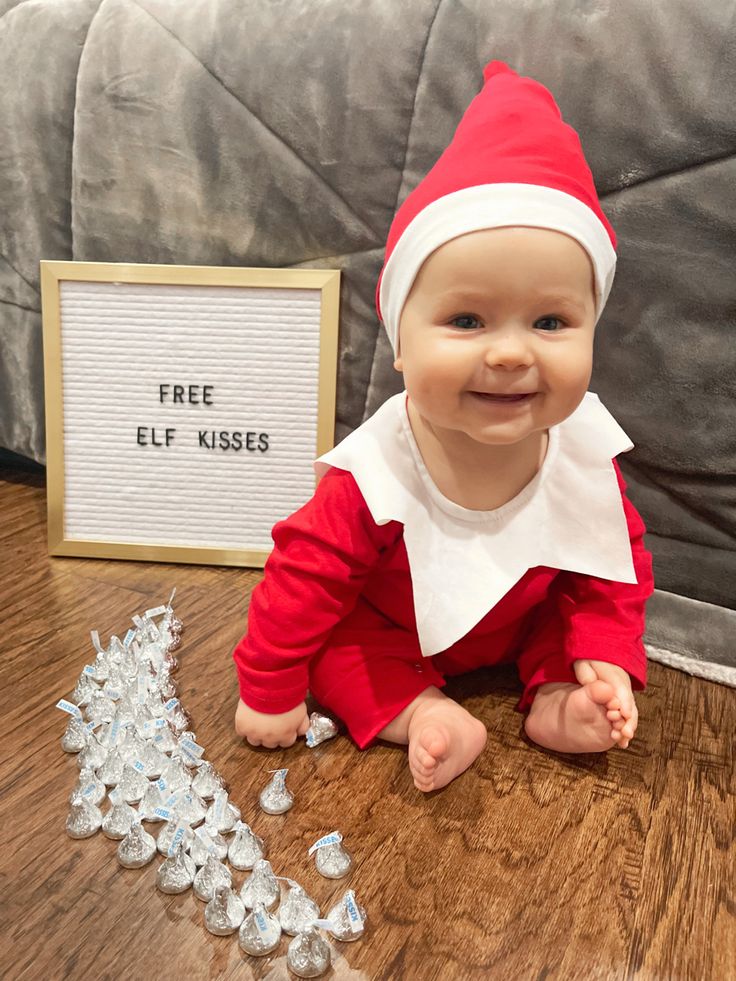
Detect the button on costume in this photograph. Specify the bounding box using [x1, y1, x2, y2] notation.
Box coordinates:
[232, 60, 655, 748]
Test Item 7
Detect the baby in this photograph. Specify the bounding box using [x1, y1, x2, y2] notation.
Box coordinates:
[232, 61, 654, 791]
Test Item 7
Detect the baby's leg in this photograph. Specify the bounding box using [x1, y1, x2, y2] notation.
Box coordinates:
[378, 686, 487, 792]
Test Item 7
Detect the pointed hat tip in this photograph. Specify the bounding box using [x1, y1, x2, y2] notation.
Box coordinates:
[482, 60, 517, 82]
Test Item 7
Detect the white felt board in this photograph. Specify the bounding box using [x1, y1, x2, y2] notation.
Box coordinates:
[42, 265, 340, 565]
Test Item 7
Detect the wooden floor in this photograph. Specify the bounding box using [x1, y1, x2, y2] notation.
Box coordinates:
[1, 464, 734, 981]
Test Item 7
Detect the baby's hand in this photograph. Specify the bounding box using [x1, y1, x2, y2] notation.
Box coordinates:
[234, 698, 310, 749]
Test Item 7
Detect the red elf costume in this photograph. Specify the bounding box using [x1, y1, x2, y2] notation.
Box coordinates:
[233, 61, 655, 748]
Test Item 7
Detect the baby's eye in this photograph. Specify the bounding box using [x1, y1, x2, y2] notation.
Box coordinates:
[450, 314, 481, 330]
[535, 316, 564, 332]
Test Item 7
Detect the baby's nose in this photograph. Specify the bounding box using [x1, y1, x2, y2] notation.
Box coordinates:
[482, 331, 533, 369]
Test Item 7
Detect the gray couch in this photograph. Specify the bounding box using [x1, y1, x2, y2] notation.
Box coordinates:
[1, 0, 734, 683]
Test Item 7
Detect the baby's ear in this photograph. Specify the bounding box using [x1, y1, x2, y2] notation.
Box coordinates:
[393, 355, 403, 372]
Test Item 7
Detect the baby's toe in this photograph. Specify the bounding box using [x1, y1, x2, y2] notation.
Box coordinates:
[607, 708, 622, 721]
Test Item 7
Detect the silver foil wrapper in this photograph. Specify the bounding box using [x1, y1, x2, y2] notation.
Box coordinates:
[259, 769, 293, 815]
[238, 904, 282, 957]
[176, 789, 207, 827]
[287, 927, 331, 978]
[325, 890, 367, 941]
[240, 859, 280, 910]
[193, 854, 233, 902]
[76, 736, 107, 771]
[66, 797, 103, 838]
[205, 790, 240, 833]
[156, 814, 194, 856]
[117, 763, 150, 803]
[305, 712, 338, 748]
[136, 742, 169, 779]
[101, 800, 138, 839]
[71, 767, 107, 807]
[97, 749, 125, 787]
[156, 844, 197, 894]
[137, 781, 167, 821]
[70, 674, 98, 707]
[117, 821, 157, 868]
[204, 885, 246, 936]
[279, 883, 321, 936]
[189, 824, 228, 865]
[191, 761, 225, 800]
[160, 757, 192, 795]
[228, 821, 266, 871]
[315, 840, 353, 880]
[86, 690, 116, 725]
[61, 715, 88, 753]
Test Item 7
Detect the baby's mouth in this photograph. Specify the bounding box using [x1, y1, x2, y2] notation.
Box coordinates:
[470, 392, 536, 403]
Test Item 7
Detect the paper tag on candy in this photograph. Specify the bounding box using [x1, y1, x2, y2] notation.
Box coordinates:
[142, 718, 167, 738]
[194, 826, 218, 855]
[90, 630, 103, 653]
[123, 629, 136, 647]
[132, 760, 147, 774]
[167, 819, 189, 856]
[154, 806, 172, 822]
[109, 787, 123, 805]
[308, 831, 342, 856]
[344, 890, 364, 932]
[213, 790, 227, 824]
[165, 793, 180, 808]
[84, 720, 99, 734]
[268, 768, 288, 789]
[253, 909, 272, 937]
[145, 605, 167, 618]
[80, 780, 97, 799]
[156, 777, 167, 793]
[179, 737, 204, 759]
[164, 698, 179, 713]
[82, 665, 96, 677]
[56, 699, 82, 718]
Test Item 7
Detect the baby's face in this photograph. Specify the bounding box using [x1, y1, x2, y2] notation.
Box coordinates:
[394, 227, 597, 448]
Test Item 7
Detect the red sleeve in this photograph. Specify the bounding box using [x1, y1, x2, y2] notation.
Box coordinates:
[232, 466, 403, 714]
[515, 458, 654, 711]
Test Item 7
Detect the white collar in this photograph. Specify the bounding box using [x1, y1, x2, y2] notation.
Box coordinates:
[315, 391, 638, 657]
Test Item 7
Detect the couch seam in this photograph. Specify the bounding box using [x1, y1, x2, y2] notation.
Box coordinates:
[601, 147, 736, 199]
[126, 0, 382, 245]
[69, 0, 106, 260]
[362, 0, 445, 424]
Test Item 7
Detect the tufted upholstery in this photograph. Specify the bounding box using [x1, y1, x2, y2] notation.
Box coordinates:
[0, 0, 733, 676]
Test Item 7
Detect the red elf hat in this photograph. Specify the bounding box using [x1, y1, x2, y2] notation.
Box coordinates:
[376, 61, 617, 354]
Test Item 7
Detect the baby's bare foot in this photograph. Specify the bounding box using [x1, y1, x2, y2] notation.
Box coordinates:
[524, 679, 629, 754]
[408, 699, 487, 792]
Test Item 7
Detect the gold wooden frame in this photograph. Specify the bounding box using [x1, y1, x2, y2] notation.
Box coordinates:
[41, 260, 340, 567]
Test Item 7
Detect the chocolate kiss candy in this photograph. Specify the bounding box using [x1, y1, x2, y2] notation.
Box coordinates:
[228, 821, 266, 871]
[239, 859, 280, 910]
[117, 763, 149, 803]
[86, 690, 116, 725]
[101, 799, 137, 839]
[325, 890, 367, 941]
[156, 814, 194, 856]
[259, 769, 293, 815]
[71, 767, 106, 807]
[204, 885, 246, 936]
[156, 842, 197, 894]
[313, 833, 353, 880]
[189, 824, 228, 865]
[97, 748, 125, 787]
[137, 742, 168, 780]
[238, 903, 282, 956]
[305, 713, 338, 748]
[279, 883, 321, 937]
[287, 926, 331, 978]
[137, 781, 166, 821]
[70, 673, 97, 707]
[61, 714, 88, 753]
[76, 734, 107, 771]
[160, 756, 191, 795]
[206, 790, 241, 833]
[175, 789, 207, 827]
[66, 796, 103, 838]
[117, 821, 157, 868]
[191, 761, 225, 800]
[193, 854, 232, 902]
[114, 693, 138, 726]
[117, 728, 145, 765]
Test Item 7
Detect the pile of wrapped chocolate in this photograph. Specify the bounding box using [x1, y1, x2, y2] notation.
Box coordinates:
[57, 594, 367, 978]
